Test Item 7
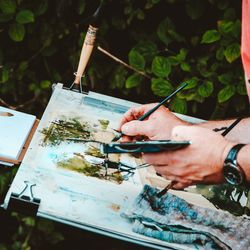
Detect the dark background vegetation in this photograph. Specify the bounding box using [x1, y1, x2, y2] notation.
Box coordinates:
[0, 0, 248, 249]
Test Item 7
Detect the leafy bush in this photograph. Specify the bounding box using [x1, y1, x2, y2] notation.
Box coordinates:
[0, 0, 247, 119]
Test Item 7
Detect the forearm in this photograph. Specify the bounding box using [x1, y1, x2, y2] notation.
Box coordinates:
[195, 117, 250, 144]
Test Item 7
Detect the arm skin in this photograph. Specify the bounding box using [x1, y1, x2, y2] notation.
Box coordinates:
[197, 118, 250, 144]
[118, 104, 250, 189]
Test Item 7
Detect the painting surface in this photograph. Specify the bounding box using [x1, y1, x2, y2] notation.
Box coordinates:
[4, 84, 249, 249]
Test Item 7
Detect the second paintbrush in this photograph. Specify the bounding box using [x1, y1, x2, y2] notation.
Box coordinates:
[112, 82, 188, 142]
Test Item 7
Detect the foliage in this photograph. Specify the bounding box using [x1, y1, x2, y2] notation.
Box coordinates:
[0, 0, 247, 118]
[0, 0, 248, 248]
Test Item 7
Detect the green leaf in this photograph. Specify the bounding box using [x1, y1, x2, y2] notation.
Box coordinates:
[176, 48, 188, 62]
[157, 17, 174, 45]
[218, 85, 236, 103]
[211, 62, 219, 71]
[180, 62, 191, 72]
[224, 43, 240, 63]
[233, 96, 246, 113]
[151, 56, 171, 78]
[16, 10, 34, 24]
[125, 73, 141, 88]
[218, 73, 233, 85]
[0, 0, 16, 14]
[40, 80, 51, 89]
[151, 78, 173, 97]
[177, 90, 203, 102]
[237, 84, 247, 95]
[198, 81, 214, 97]
[34, 0, 48, 16]
[1, 67, 9, 83]
[8, 23, 25, 41]
[128, 50, 145, 71]
[110, 66, 127, 89]
[184, 77, 199, 89]
[22, 217, 35, 227]
[77, 0, 85, 15]
[185, 0, 205, 20]
[170, 97, 187, 114]
[28, 83, 37, 91]
[216, 47, 224, 61]
[201, 29, 221, 44]
[18, 61, 28, 71]
[231, 20, 241, 39]
[134, 40, 158, 61]
[218, 20, 234, 34]
[168, 56, 179, 66]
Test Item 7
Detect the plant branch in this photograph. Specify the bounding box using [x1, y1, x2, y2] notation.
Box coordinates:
[0, 96, 39, 110]
[97, 46, 151, 79]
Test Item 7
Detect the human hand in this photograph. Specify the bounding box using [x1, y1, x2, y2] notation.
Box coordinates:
[119, 103, 189, 141]
[142, 125, 235, 189]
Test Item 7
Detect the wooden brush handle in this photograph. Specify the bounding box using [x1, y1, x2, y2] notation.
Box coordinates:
[74, 25, 98, 84]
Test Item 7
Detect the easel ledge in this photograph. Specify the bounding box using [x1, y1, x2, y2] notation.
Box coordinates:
[0, 119, 39, 165]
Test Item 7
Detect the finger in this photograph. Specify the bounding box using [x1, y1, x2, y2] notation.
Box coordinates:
[118, 104, 159, 130]
[121, 120, 154, 137]
[172, 181, 191, 190]
[121, 135, 133, 142]
[154, 165, 187, 178]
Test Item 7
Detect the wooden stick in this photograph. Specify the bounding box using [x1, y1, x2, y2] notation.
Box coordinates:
[74, 25, 98, 85]
[97, 46, 151, 79]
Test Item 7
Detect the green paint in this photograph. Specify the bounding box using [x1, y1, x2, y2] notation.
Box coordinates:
[57, 155, 101, 177]
[98, 119, 109, 130]
[57, 153, 124, 184]
[85, 145, 105, 158]
[41, 118, 93, 146]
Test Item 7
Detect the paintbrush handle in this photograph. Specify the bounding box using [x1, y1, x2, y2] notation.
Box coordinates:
[138, 82, 188, 121]
[74, 25, 98, 84]
[156, 180, 177, 198]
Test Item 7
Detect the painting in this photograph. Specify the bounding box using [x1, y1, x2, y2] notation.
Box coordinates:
[3, 84, 249, 250]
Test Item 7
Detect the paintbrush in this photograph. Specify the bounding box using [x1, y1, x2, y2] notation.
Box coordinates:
[156, 180, 177, 198]
[112, 82, 188, 142]
[70, 1, 104, 92]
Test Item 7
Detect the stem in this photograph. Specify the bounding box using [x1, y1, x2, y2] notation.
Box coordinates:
[97, 46, 151, 79]
[0, 95, 38, 110]
[21, 227, 33, 250]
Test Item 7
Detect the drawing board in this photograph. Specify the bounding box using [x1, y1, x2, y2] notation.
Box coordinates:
[2, 84, 249, 249]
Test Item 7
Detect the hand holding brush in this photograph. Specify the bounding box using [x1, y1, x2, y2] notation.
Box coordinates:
[113, 83, 188, 142]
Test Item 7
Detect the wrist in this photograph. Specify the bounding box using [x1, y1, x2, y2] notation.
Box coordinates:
[237, 145, 250, 182]
[220, 141, 237, 168]
[222, 143, 247, 185]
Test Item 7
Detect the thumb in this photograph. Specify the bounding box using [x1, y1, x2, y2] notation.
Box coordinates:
[121, 120, 153, 137]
